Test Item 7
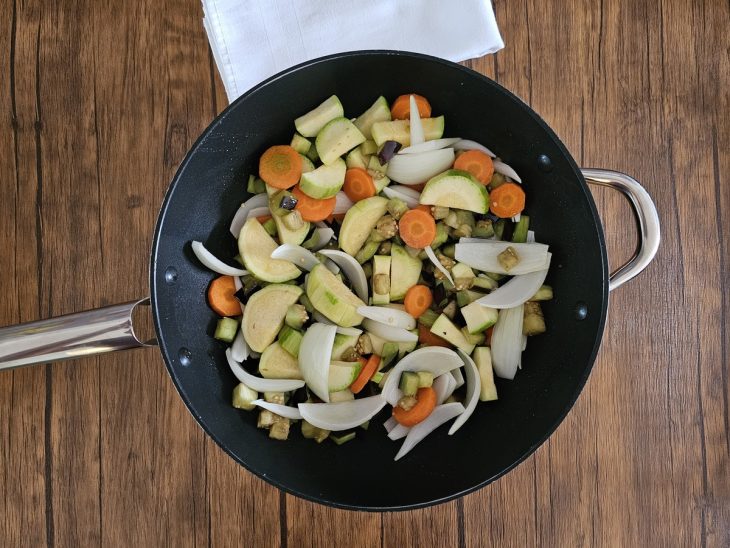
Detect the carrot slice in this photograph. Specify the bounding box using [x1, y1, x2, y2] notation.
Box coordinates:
[489, 182, 525, 218]
[258, 145, 302, 189]
[350, 354, 381, 394]
[342, 168, 376, 202]
[392, 387, 437, 426]
[404, 285, 433, 318]
[398, 209, 436, 248]
[291, 185, 336, 222]
[255, 214, 272, 223]
[390, 94, 432, 120]
[207, 276, 241, 317]
[454, 150, 494, 184]
[418, 324, 451, 348]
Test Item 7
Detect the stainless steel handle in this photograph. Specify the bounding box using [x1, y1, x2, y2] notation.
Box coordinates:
[0, 298, 157, 371]
[582, 168, 661, 292]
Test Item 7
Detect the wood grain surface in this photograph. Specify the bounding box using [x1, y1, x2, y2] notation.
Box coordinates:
[1, 0, 728, 546]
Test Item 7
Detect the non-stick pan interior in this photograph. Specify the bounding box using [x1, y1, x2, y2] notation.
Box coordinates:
[151, 51, 608, 510]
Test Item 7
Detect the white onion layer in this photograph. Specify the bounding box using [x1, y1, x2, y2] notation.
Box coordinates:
[454, 242, 550, 275]
[362, 319, 417, 344]
[252, 400, 302, 420]
[298, 323, 337, 402]
[229, 193, 269, 236]
[381, 186, 420, 208]
[298, 395, 387, 431]
[357, 306, 416, 330]
[191, 241, 248, 277]
[475, 253, 551, 309]
[399, 137, 461, 154]
[490, 305, 525, 380]
[448, 350, 481, 435]
[230, 328, 250, 362]
[225, 348, 304, 392]
[425, 246, 454, 284]
[453, 139, 496, 157]
[493, 160, 522, 183]
[386, 148, 455, 185]
[409, 95, 425, 145]
[271, 244, 320, 271]
[381, 347, 463, 405]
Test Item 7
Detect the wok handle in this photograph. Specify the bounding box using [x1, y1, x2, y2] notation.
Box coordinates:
[0, 298, 157, 371]
[582, 168, 661, 292]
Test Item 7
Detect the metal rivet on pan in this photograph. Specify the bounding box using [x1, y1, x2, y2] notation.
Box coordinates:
[178, 347, 192, 366]
[164, 266, 178, 284]
[574, 302, 588, 320]
[537, 154, 553, 172]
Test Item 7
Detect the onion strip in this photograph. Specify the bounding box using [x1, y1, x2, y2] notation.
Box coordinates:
[394, 403, 465, 461]
[191, 241, 248, 276]
[475, 254, 551, 309]
[425, 246, 454, 285]
[493, 160, 522, 183]
[453, 139, 496, 157]
[448, 350, 481, 434]
[225, 348, 304, 392]
[252, 400, 302, 420]
[229, 193, 269, 236]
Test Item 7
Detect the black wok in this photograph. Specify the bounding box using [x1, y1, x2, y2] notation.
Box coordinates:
[0, 51, 659, 511]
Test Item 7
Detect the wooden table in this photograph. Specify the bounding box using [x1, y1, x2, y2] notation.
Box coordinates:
[1, 1, 728, 546]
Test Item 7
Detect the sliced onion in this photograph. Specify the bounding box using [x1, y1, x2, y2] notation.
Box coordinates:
[522, 334, 528, 351]
[271, 244, 320, 271]
[409, 95, 425, 146]
[453, 139, 496, 158]
[384, 416, 398, 433]
[493, 160, 522, 183]
[449, 350, 481, 435]
[433, 373, 457, 404]
[475, 254, 551, 309]
[425, 246, 454, 284]
[357, 306, 416, 330]
[382, 186, 419, 208]
[381, 346, 463, 405]
[386, 148, 455, 185]
[225, 348, 304, 392]
[305, 227, 335, 251]
[336, 326, 362, 337]
[317, 249, 368, 302]
[399, 138, 461, 154]
[246, 206, 271, 220]
[388, 423, 410, 440]
[298, 395, 387, 431]
[298, 323, 337, 402]
[362, 319, 417, 344]
[232, 276, 246, 315]
[230, 328, 250, 362]
[333, 192, 354, 214]
[229, 193, 269, 236]
[451, 367, 465, 389]
[526, 230, 535, 243]
[394, 402, 465, 461]
[252, 399, 302, 420]
[191, 241, 248, 276]
[454, 242, 550, 275]
[323, 259, 340, 274]
[490, 305, 525, 380]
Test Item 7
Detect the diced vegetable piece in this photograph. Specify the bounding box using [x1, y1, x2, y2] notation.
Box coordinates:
[301, 420, 330, 443]
[473, 347, 498, 401]
[461, 327, 485, 346]
[372, 255, 391, 305]
[315, 117, 366, 165]
[354, 96, 391, 139]
[232, 383, 258, 411]
[331, 332, 360, 361]
[380, 342, 399, 368]
[386, 197, 409, 220]
[306, 263, 366, 327]
[523, 301, 547, 336]
[329, 389, 355, 403]
[511, 215, 530, 243]
[299, 157, 347, 199]
[530, 285, 554, 301]
[346, 147, 369, 170]
[381, 346, 463, 405]
[389, 244, 422, 301]
[247, 175, 266, 194]
[328, 360, 363, 391]
[290, 133, 312, 154]
[285, 304, 309, 330]
[259, 341, 303, 379]
[497, 246, 520, 272]
[331, 431, 357, 445]
[417, 371, 434, 388]
[419, 170, 489, 214]
[461, 301, 499, 334]
[371, 117, 445, 147]
[298, 395, 388, 431]
[377, 140, 402, 164]
[454, 241, 550, 275]
[295, 95, 344, 137]
[338, 196, 389, 255]
[214, 317, 239, 343]
[430, 314, 475, 354]
[360, 140, 379, 156]
[278, 325, 303, 358]
[431, 222, 449, 249]
[472, 275, 498, 291]
[242, 284, 303, 352]
[399, 371, 420, 397]
[238, 219, 301, 282]
[318, 249, 370, 302]
[417, 308, 439, 328]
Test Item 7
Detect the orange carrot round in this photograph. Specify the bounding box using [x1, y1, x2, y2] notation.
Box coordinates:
[398, 209, 436, 248]
[404, 285, 433, 318]
[291, 185, 336, 222]
[417, 324, 451, 348]
[350, 354, 381, 394]
[489, 182, 525, 218]
[258, 145, 302, 189]
[390, 94, 432, 120]
[342, 168, 376, 202]
[207, 276, 241, 317]
[393, 387, 437, 426]
[454, 150, 494, 184]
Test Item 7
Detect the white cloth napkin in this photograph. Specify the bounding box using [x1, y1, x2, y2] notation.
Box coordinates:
[203, 0, 504, 102]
